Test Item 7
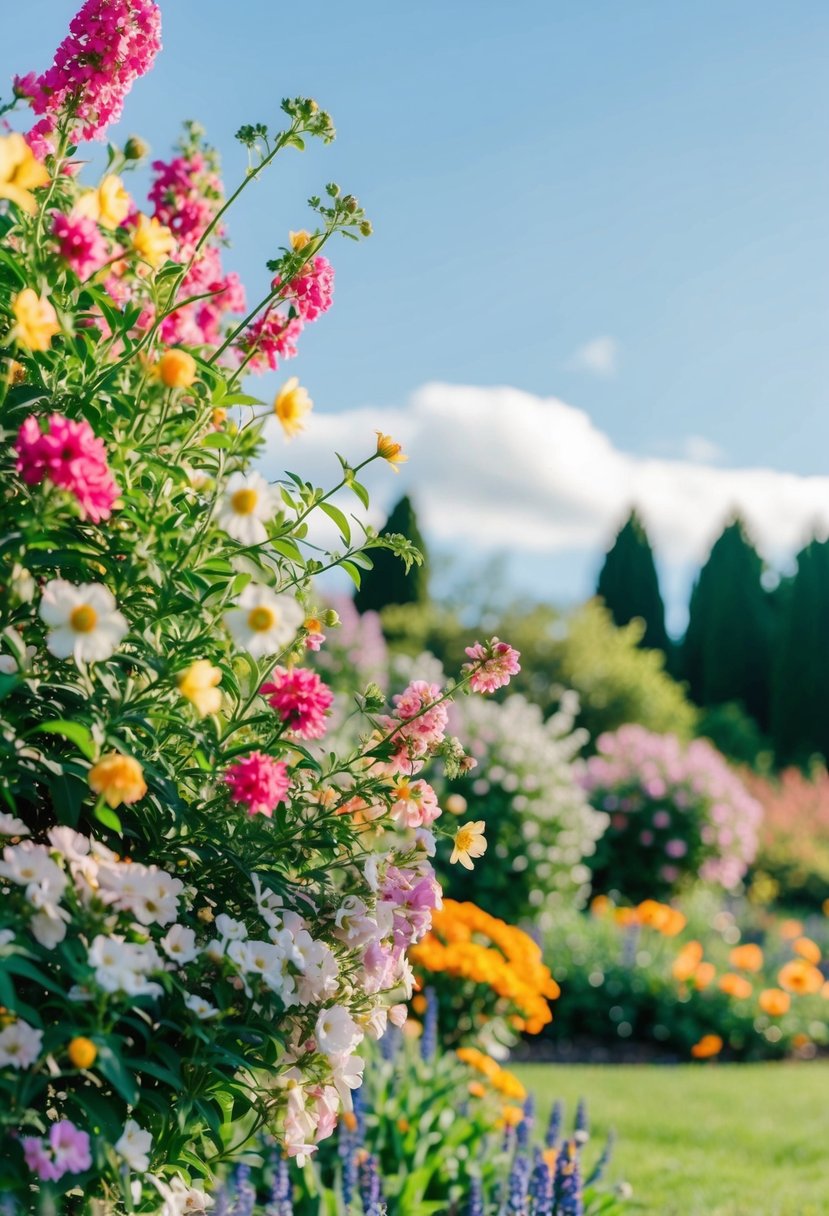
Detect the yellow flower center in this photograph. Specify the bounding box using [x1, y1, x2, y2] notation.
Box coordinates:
[231, 487, 259, 515]
[248, 605, 276, 632]
[70, 604, 98, 633]
[455, 827, 475, 850]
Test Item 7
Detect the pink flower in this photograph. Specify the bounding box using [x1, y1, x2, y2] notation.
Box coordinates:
[276, 256, 335, 322]
[17, 0, 162, 151]
[52, 211, 108, 279]
[462, 638, 521, 694]
[23, 1120, 91, 1182]
[224, 752, 290, 817]
[388, 779, 441, 828]
[236, 309, 303, 374]
[393, 681, 449, 746]
[15, 413, 119, 523]
[260, 667, 334, 740]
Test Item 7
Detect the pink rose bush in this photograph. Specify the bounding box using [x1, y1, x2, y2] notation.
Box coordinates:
[581, 725, 763, 901]
[0, 3, 520, 1209]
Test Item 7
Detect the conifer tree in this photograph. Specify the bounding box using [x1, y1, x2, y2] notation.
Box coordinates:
[596, 509, 669, 652]
[771, 538, 829, 764]
[681, 517, 772, 729]
[354, 494, 430, 613]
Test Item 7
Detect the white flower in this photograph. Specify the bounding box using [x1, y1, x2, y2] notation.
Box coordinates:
[31, 910, 68, 949]
[97, 862, 182, 927]
[0, 813, 29, 837]
[214, 914, 247, 941]
[315, 1005, 363, 1057]
[151, 1176, 214, 1216]
[388, 1002, 408, 1028]
[184, 994, 219, 1020]
[0, 842, 66, 895]
[217, 471, 279, 546]
[223, 585, 303, 658]
[0, 1019, 43, 1069]
[160, 924, 199, 964]
[115, 1119, 153, 1173]
[39, 579, 128, 663]
[0, 630, 36, 674]
[87, 935, 164, 999]
[328, 1049, 365, 1110]
[0, 929, 15, 948]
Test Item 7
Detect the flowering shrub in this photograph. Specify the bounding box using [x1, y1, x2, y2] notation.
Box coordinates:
[581, 726, 762, 901]
[744, 766, 829, 911]
[0, 3, 521, 1207]
[434, 691, 606, 924]
[544, 892, 829, 1061]
[409, 900, 561, 1049]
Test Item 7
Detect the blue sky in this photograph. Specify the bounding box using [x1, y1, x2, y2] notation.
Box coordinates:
[6, 1, 829, 626]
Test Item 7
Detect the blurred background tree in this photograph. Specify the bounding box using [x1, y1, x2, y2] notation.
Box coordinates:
[596, 509, 670, 653]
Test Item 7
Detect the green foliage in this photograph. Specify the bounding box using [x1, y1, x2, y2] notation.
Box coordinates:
[771, 537, 829, 765]
[596, 509, 669, 653]
[354, 494, 430, 613]
[681, 518, 773, 730]
[697, 701, 771, 769]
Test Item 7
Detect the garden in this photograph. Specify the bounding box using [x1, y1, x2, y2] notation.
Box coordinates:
[0, 4, 826, 1214]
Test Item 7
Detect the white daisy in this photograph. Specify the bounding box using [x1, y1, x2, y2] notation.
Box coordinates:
[223, 585, 303, 658]
[184, 993, 219, 1020]
[217, 471, 279, 547]
[0, 1019, 43, 1069]
[39, 579, 128, 663]
[115, 1119, 153, 1173]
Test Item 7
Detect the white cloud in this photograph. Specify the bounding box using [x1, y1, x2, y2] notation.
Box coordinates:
[567, 335, 619, 378]
[259, 382, 829, 569]
[680, 435, 724, 464]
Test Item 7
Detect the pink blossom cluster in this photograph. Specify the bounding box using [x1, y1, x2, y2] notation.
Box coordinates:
[581, 725, 762, 889]
[276, 255, 335, 323]
[147, 151, 246, 346]
[381, 862, 443, 953]
[22, 1120, 91, 1182]
[224, 751, 290, 817]
[51, 211, 109, 279]
[260, 667, 335, 740]
[236, 258, 335, 375]
[388, 778, 441, 829]
[375, 681, 450, 776]
[15, 413, 119, 523]
[462, 637, 521, 694]
[16, 0, 161, 156]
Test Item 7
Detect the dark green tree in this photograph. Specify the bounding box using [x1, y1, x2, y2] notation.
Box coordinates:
[354, 494, 430, 613]
[771, 538, 829, 765]
[681, 516, 773, 729]
[596, 509, 669, 652]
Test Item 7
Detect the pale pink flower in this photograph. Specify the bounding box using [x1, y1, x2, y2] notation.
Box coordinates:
[23, 1120, 91, 1182]
[462, 637, 521, 693]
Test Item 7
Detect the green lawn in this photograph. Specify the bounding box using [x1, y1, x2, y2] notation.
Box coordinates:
[515, 1062, 828, 1216]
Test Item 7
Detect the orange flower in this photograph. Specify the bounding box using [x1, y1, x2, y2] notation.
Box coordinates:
[88, 753, 147, 808]
[672, 940, 704, 983]
[691, 1034, 723, 1060]
[375, 431, 407, 471]
[792, 937, 821, 965]
[67, 1036, 97, 1069]
[498, 1104, 524, 1128]
[660, 908, 688, 937]
[779, 919, 803, 940]
[693, 961, 716, 990]
[158, 348, 197, 388]
[728, 943, 764, 973]
[758, 988, 790, 1017]
[590, 894, 611, 918]
[778, 959, 823, 995]
[718, 973, 753, 1000]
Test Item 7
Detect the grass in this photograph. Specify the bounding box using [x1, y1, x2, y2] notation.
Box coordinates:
[514, 1061, 828, 1216]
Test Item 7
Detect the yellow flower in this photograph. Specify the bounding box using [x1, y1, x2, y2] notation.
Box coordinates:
[0, 133, 49, 214]
[498, 1104, 524, 1128]
[450, 821, 487, 870]
[131, 213, 175, 268]
[75, 173, 131, 229]
[690, 1033, 722, 1059]
[10, 289, 60, 351]
[67, 1036, 97, 1069]
[158, 348, 197, 389]
[289, 229, 312, 251]
[375, 431, 408, 472]
[177, 660, 222, 717]
[88, 753, 147, 809]
[274, 376, 312, 438]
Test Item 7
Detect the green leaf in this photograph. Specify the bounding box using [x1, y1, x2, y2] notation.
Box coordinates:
[94, 803, 122, 833]
[340, 560, 361, 589]
[320, 501, 351, 545]
[96, 1043, 139, 1105]
[350, 479, 370, 509]
[36, 719, 96, 761]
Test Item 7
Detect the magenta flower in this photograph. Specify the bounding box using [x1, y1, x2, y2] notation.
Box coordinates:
[462, 638, 521, 694]
[224, 752, 290, 817]
[277, 255, 335, 322]
[52, 211, 108, 279]
[16, 0, 162, 154]
[23, 1119, 91, 1182]
[260, 667, 334, 740]
[15, 413, 119, 523]
[236, 309, 303, 374]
